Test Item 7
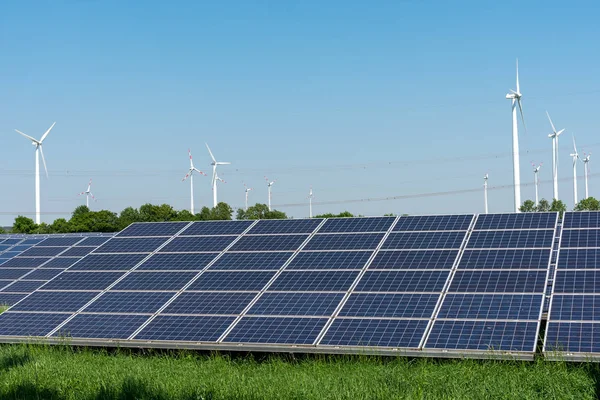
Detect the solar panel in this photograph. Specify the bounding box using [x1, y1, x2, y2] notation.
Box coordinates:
[0, 312, 69, 336]
[164, 292, 257, 315]
[229, 235, 309, 252]
[18, 247, 69, 257]
[137, 253, 219, 271]
[247, 219, 323, 235]
[94, 238, 168, 253]
[38, 258, 80, 269]
[286, 251, 373, 270]
[75, 237, 112, 246]
[339, 293, 439, 318]
[369, 250, 458, 269]
[0, 269, 34, 280]
[393, 215, 473, 232]
[134, 316, 236, 342]
[180, 220, 254, 236]
[60, 247, 95, 257]
[545, 322, 600, 354]
[0, 281, 46, 293]
[303, 233, 385, 251]
[116, 222, 189, 237]
[54, 314, 150, 339]
[247, 293, 344, 316]
[0, 258, 51, 268]
[159, 236, 237, 253]
[187, 271, 276, 291]
[11, 291, 98, 312]
[557, 249, 600, 269]
[85, 292, 175, 313]
[382, 232, 466, 250]
[561, 229, 600, 248]
[355, 270, 449, 292]
[549, 294, 600, 321]
[474, 213, 557, 230]
[437, 294, 543, 320]
[459, 249, 551, 269]
[268, 270, 360, 292]
[448, 270, 547, 293]
[318, 217, 395, 233]
[466, 230, 554, 249]
[23, 269, 66, 280]
[554, 270, 600, 293]
[0, 293, 27, 306]
[562, 211, 600, 229]
[43, 272, 125, 290]
[320, 319, 428, 348]
[210, 252, 293, 270]
[38, 237, 83, 246]
[223, 317, 328, 344]
[69, 254, 148, 271]
[111, 271, 197, 291]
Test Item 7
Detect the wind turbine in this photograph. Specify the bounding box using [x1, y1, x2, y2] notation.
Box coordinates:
[531, 163, 542, 207]
[308, 186, 314, 218]
[14, 122, 55, 224]
[244, 183, 253, 211]
[505, 60, 526, 212]
[206, 143, 230, 208]
[571, 135, 580, 206]
[546, 111, 565, 201]
[182, 148, 207, 215]
[79, 179, 96, 208]
[265, 176, 276, 211]
[582, 152, 591, 199]
[483, 174, 489, 214]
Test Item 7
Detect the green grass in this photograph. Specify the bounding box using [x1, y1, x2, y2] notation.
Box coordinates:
[0, 345, 597, 399]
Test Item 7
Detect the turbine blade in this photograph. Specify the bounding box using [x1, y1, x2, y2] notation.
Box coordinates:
[39, 145, 48, 178]
[193, 168, 207, 176]
[40, 122, 56, 143]
[188, 148, 194, 168]
[517, 98, 527, 134]
[556, 129, 565, 137]
[515, 59, 520, 94]
[205, 143, 216, 162]
[14, 129, 39, 143]
[182, 169, 192, 182]
[546, 111, 557, 133]
[216, 162, 231, 165]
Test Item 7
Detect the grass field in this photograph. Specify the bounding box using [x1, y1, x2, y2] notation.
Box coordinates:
[0, 343, 596, 399]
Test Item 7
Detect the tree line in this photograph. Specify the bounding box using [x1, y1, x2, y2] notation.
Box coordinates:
[519, 197, 600, 213]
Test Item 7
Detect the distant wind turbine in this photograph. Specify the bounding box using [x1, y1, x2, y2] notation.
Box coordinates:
[571, 135, 580, 206]
[14, 122, 56, 224]
[244, 183, 253, 211]
[505, 60, 526, 212]
[182, 148, 207, 215]
[582, 152, 592, 199]
[79, 179, 96, 208]
[532, 162, 542, 207]
[308, 186, 314, 218]
[546, 111, 565, 200]
[206, 143, 230, 208]
[265, 176, 276, 211]
[483, 174, 489, 214]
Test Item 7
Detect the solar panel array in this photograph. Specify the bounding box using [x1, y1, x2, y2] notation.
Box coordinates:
[545, 212, 600, 360]
[0, 213, 576, 360]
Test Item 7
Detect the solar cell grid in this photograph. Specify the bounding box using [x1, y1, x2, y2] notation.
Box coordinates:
[69, 254, 148, 271]
[75, 237, 112, 246]
[0, 293, 27, 306]
[545, 322, 600, 353]
[0, 281, 46, 293]
[562, 212, 600, 229]
[54, 314, 149, 339]
[339, 293, 439, 318]
[164, 292, 258, 315]
[554, 270, 600, 294]
[268, 270, 359, 292]
[474, 213, 557, 230]
[0, 312, 69, 337]
[557, 249, 600, 269]
[43, 272, 125, 291]
[0, 258, 51, 268]
[247, 292, 343, 316]
[561, 229, 600, 248]
[303, 233, 385, 251]
[356, 270, 449, 292]
[38, 237, 83, 246]
[60, 247, 95, 257]
[247, 219, 323, 234]
[393, 214, 473, 232]
[320, 318, 428, 348]
[94, 237, 168, 253]
[437, 294, 543, 320]
[1, 239, 23, 245]
[112, 271, 197, 291]
[550, 295, 600, 321]
[18, 247, 69, 257]
[318, 217, 395, 233]
[180, 220, 254, 236]
[138, 253, 219, 271]
[116, 222, 189, 237]
[369, 250, 458, 270]
[286, 251, 373, 270]
[23, 269, 65, 280]
[20, 239, 45, 245]
[209, 252, 293, 270]
[0, 269, 34, 280]
[187, 271, 276, 291]
[466, 230, 554, 249]
[134, 315, 236, 342]
[458, 249, 551, 269]
[448, 270, 547, 293]
[159, 236, 237, 253]
[85, 291, 174, 314]
[40, 258, 81, 269]
[223, 316, 328, 344]
[11, 291, 98, 312]
[9, 245, 33, 252]
[229, 235, 309, 252]
[382, 231, 466, 250]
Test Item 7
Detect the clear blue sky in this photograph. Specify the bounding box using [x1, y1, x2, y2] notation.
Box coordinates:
[1, 0, 599, 224]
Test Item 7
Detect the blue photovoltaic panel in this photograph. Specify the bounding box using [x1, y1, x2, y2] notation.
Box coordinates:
[459, 249, 551, 269]
[247, 292, 343, 316]
[0, 293, 27, 306]
[303, 233, 385, 251]
[54, 314, 149, 339]
[85, 292, 175, 313]
[474, 213, 557, 230]
[159, 236, 237, 253]
[247, 219, 323, 235]
[0, 312, 68, 336]
[40, 258, 81, 269]
[561, 230, 600, 248]
[1, 252, 21, 259]
[164, 292, 257, 315]
[229, 235, 309, 252]
[448, 270, 547, 293]
[437, 294, 543, 320]
[43, 272, 125, 291]
[545, 322, 600, 353]
[76, 237, 112, 246]
[187, 271, 276, 291]
[318, 217, 395, 233]
[11, 291, 98, 312]
[20, 239, 45, 245]
[69, 254, 148, 271]
[393, 215, 473, 232]
[268, 270, 359, 292]
[562, 212, 600, 229]
[94, 238, 168, 253]
[209, 252, 293, 270]
[286, 251, 373, 270]
[134, 315, 235, 342]
[38, 237, 83, 246]
[355, 270, 449, 292]
[369, 250, 458, 270]
[60, 247, 95, 257]
[9, 245, 33, 252]
[17, 247, 68, 257]
[550, 295, 600, 321]
[111, 272, 197, 291]
[0, 269, 34, 280]
[0, 244, 12, 251]
[0, 281, 46, 293]
[180, 221, 254, 236]
[223, 316, 328, 344]
[1, 239, 23, 245]
[24, 269, 65, 280]
[0, 258, 51, 268]
[321, 318, 428, 348]
[382, 232, 466, 250]
[137, 253, 218, 271]
[557, 249, 600, 269]
[466, 230, 554, 249]
[339, 293, 439, 318]
[554, 270, 600, 293]
[117, 222, 189, 237]
[425, 320, 538, 352]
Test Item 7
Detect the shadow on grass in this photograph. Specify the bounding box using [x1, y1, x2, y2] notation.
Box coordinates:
[0, 349, 32, 371]
[2, 382, 66, 400]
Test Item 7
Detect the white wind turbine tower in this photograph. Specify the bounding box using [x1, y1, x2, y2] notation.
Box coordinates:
[531, 163, 542, 207]
[206, 143, 230, 208]
[582, 152, 591, 199]
[483, 174, 489, 214]
[79, 179, 97, 208]
[265, 176, 276, 211]
[15, 122, 56, 224]
[546, 111, 565, 201]
[505, 60, 527, 212]
[571, 135, 580, 206]
[244, 183, 253, 211]
[182, 148, 207, 215]
[308, 186, 314, 218]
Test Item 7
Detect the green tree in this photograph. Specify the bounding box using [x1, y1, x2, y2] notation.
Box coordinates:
[51, 218, 71, 233]
[536, 199, 551, 212]
[0, 227, 5, 234]
[72, 205, 90, 218]
[174, 210, 196, 221]
[574, 197, 600, 211]
[89, 210, 120, 232]
[12, 216, 37, 234]
[210, 202, 234, 220]
[237, 203, 287, 220]
[118, 207, 141, 230]
[139, 203, 177, 222]
[314, 211, 354, 218]
[550, 199, 567, 214]
[519, 200, 536, 213]
[34, 222, 53, 234]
